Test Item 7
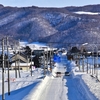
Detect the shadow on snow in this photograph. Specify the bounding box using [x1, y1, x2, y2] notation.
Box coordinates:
[64, 75, 98, 100]
[0, 81, 40, 100]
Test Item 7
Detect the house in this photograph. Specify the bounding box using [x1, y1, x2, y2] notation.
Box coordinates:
[11, 62, 32, 70]
[11, 53, 34, 70]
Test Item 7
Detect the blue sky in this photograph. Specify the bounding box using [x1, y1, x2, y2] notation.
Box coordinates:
[0, 0, 100, 7]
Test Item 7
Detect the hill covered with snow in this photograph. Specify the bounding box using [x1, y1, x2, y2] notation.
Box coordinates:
[0, 4, 100, 46]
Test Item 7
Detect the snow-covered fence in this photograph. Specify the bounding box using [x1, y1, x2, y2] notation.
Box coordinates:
[77, 56, 100, 81]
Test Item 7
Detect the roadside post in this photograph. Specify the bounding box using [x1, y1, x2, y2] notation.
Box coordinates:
[2, 38, 5, 100]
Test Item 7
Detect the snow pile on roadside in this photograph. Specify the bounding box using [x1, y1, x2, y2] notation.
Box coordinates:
[63, 78, 68, 100]
[31, 75, 50, 100]
[82, 74, 100, 100]
[70, 61, 98, 100]
[71, 60, 100, 99]
[0, 68, 44, 100]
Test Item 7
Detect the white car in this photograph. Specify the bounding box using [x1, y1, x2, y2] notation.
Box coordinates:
[52, 63, 67, 77]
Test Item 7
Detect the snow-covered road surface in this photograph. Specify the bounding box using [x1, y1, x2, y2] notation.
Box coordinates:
[65, 75, 91, 100]
[38, 77, 66, 100]
[37, 74, 95, 100]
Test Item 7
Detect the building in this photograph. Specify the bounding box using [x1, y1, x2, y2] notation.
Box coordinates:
[11, 53, 33, 70]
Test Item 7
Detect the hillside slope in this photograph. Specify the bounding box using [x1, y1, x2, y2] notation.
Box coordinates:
[0, 4, 100, 47]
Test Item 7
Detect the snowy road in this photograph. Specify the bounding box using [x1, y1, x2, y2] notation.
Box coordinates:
[38, 75, 92, 100]
[38, 77, 66, 100]
[37, 54, 94, 100]
[65, 75, 89, 100]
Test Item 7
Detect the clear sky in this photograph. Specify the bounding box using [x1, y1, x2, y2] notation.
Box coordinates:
[0, 0, 100, 8]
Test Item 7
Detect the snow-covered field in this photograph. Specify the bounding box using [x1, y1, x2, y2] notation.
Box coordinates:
[0, 54, 100, 100]
[0, 69, 44, 100]
[74, 11, 99, 15]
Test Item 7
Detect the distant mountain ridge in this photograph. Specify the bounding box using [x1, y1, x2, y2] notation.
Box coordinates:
[0, 4, 100, 47]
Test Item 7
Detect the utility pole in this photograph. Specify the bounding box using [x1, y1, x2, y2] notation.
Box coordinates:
[79, 54, 80, 71]
[46, 48, 48, 73]
[18, 39, 21, 78]
[15, 42, 17, 78]
[87, 54, 88, 74]
[96, 51, 98, 80]
[50, 48, 52, 72]
[2, 38, 5, 100]
[27, 56, 29, 71]
[43, 51, 46, 75]
[31, 50, 32, 76]
[82, 54, 84, 72]
[6, 37, 10, 95]
[92, 53, 94, 76]
[49, 44, 52, 72]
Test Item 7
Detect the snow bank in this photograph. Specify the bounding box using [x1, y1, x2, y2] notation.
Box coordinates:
[62, 78, 68, 100]
[82, 74, 100, 100]
[30, 75, 50, 100]
[71, 62, 98, 100]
